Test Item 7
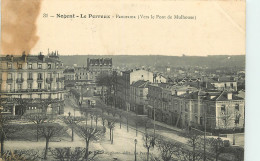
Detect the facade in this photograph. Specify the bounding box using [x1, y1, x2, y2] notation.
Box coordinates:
[116, 69, 167, 111]
[75, 67, 88, 80]
[206, 77, 238, 91]
[0, 53, 65, 115]
[64, 68, 75, 80]
[129, 80, 150, 115]
[86, 58, 113, 82]
[147, 83, 245, 131]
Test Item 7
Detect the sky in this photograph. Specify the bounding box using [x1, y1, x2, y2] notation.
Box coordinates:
[1, 0, 246, 56]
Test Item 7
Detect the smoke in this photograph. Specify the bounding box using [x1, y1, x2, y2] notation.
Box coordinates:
[1, 0, 42, 55]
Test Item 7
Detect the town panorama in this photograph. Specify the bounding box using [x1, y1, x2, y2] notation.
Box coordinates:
[0, 52, 245, 161]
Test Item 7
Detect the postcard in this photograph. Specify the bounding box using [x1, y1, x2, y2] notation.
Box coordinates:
[1, 0, 245, 160]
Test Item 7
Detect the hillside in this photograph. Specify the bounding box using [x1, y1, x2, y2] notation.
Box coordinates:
[60, 55, 245, 69]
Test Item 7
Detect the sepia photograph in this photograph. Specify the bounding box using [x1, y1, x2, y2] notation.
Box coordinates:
[0, 0, 246, 160]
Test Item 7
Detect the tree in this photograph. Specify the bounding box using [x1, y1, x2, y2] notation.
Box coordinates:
[25, 113, 48, 141]
[76, 125, 104, 160]
[184, 131, 203, 161]
[156, 138, 182, 161]
[134, 116, 152, 136]
[61, 116, 84, 141]
[39, 123, 66, 159]
[50, 147, 91, 161]
[206, 137, 224, 161]
[106, 118, 116, 144]
[221, 114, 233, 129]
[0, 115, 17, 157]
[143, 132, 156, 161]
[175, 148, 201, 161]
[2, 149, 41, 161]
[96, 74, 113, 104]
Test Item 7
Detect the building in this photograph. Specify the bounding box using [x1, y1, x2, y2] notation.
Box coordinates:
[130, 80, 150, 115]
[86, 58, 113, 82]
[204, 77, 238, 91]
[0, 53, 65, 115]
[75, 66, 88, 80]
[147, 83, 244, 132]
[64, 68, 75, 81]
[116, 69, 167, 111]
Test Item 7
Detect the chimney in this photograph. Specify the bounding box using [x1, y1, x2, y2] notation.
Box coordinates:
[227, 93, 232, 100]
[22, 52, 27, 62]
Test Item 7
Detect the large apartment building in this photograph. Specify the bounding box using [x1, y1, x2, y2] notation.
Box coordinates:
[116, 69, 167, 111]
[86, 58, 113, 82]
[0, 53, 65, 115]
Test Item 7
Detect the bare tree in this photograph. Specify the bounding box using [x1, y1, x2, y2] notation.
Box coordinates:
[25, 113, 48, 142]
[221, 114, 233, 129]
[76, 125, 104, 160]
[61, 116, 84, 141]
[0, 115, 17, 156]
[39, 123, 66, 159]
[2, 149, 41, 161]
[156, 138, 182, 161]
[106, 118, 117, 144]
[175, 148, 202, 161]
[50, 147, 87, 161]
[143, 132, 156, 161]
[184, 131, 203, 161]
[206, 137, 224, 161]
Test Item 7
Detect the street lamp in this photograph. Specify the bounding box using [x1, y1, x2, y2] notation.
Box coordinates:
[134, 139, 138, 161]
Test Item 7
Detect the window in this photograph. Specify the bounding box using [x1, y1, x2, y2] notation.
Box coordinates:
[7, 63, 12, 69]
[38, 73, 42, 79]
[47, 73, 52, 78]
[18, 73, 22, 79]
[28, 83, 32, 89]
[38, 83, 42, 89]
[231, 83, 234, 88]
[7, 84, 12, 91]
[221, 105, 226, 113]
[28, 64, 32, 69]
[28, 73, 33, 79]
[37, 64, 42, 69]
[18, 64, 22, 69]
[235, 104, 239, 111]
[18, 84, 22, 90]
[46, 84, 51, 90]
[7, 73, 12, 79]
[48, 64, 51, 69]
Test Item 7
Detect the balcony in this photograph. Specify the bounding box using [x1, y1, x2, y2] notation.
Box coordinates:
[46, 78, 53, 84]
[27, 78, 33, 82]
[16, 78, 24, 83]
[6, 78, 13, 83]
[37, 77, 43, 82]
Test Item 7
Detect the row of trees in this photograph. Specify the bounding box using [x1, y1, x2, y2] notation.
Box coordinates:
[141, 130, 244, 161]
[0, 113, 107, 160]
